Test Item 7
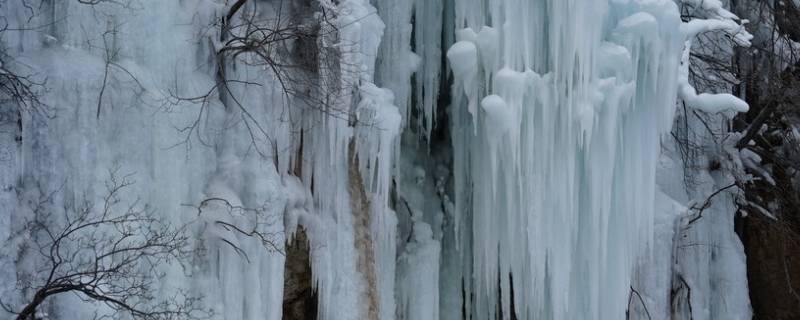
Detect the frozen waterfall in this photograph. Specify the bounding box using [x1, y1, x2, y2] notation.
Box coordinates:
[0, 0, 753, 319]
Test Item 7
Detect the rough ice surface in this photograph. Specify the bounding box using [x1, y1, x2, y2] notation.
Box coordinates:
[448, 1, 679, 319]
[0, 0, 397, 319]
[396, 214, 441, 320]
[0, 0, 755, 319]
[445, 0, 750, 319]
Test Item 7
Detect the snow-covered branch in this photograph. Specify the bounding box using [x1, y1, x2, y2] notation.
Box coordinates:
[677, 0, 753, 114]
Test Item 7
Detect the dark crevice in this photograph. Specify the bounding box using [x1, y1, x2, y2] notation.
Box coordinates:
[282, 228, 318, 320]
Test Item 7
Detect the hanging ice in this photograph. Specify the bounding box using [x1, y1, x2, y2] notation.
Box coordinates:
[443, 0, 748, 319]
[0, 0, 755, 319]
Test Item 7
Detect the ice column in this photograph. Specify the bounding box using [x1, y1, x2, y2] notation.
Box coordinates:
[446, 1, 686, 319]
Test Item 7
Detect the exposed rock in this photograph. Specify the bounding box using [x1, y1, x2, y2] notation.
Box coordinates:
[283, 228, 318, 320]
[347, 139, 380, 320]
[741, 214, 800, 320]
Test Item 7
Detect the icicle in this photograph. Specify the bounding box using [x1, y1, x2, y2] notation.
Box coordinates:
[444, 1, 703, 319]
[414, 0, 445, 140]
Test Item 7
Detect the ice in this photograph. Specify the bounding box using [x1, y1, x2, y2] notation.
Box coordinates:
[413, 0, 445, 139]
[396, 215, 441, 320]
[740, 148, 776, 186]
[447, 41, 480, 78]
[617, 12, 660, 36]
[0, 0, 401, 319]
[355, 82, 402, 320]
[480, 95, 511, 136]
[677, 0, 753, 114]
[0, 0, 758, 319]
[443, 0, 747, 319]
[374, 0, 416, 128]
[447, 40, 481, 125]
[375, 0, 445, 140]
[673, 170, 752, 320]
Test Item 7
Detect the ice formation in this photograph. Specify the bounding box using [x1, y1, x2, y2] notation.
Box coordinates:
[445, 1, 685, 318]
[0, 0, 755, 319]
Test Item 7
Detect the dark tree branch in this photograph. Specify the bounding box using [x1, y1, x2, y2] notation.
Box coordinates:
[686, 182, 739, 225]
[626, 286, 652, 320]
[8, 170, 209, 320]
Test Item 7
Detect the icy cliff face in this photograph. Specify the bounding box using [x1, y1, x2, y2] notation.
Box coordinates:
[0, 0, 753, 319]
[445, 0, 683, 317]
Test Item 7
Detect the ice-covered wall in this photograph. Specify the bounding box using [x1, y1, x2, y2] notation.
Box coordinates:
[0, 0, 399, 319]
[444, 1, 683, 318]
[438, 0, 751, 319]
[0, 0, 754, 319]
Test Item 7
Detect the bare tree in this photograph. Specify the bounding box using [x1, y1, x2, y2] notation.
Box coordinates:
[669, 2, 800, 317]
[726, 0, 800, 226]
[216, 0, 353, 119]
[1, 171, 209, 320]
[0, 58, 45, 115]
[189, 197, 285, 261]
[0, 13, 48, 116]
[166, 0, 369, 161]
[673, 0, 800, 213]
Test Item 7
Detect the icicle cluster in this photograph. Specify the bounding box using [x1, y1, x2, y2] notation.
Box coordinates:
[446, 1, 684, 319]
[0, 0, 755, 319]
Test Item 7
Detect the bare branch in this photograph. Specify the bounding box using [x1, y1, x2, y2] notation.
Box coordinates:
[9, 170, 210, 320]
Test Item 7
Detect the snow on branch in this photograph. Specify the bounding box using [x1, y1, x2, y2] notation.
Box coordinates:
[677, 0, 753, 114]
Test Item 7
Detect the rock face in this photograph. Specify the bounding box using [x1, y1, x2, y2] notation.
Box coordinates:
[741, 215, 800, 320]
[348, 139, 380, 320]
[283, 229, 317, 320]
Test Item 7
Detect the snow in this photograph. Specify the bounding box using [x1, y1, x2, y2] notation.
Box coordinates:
[677, 42, 750, 113]
[676, 0, 753, 114]
[740, 148, 776, 186]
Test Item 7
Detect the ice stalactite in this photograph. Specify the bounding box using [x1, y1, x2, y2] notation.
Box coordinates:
[443, 0, 746, 319]
[666, 2, 753, 319]
[372, 0, 752, 319]
[413, 0, 445, 139]
[374, 0, 445, 139]
[396, 210, 441, 320]
[355, 82, 402, 320]
[372, 1, 450, 320]
[0, 0, 758, 319]
[373, 0, 417, 129]
[0, 0, 403, 319]
[286, 1, 405, 319]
